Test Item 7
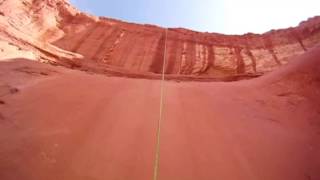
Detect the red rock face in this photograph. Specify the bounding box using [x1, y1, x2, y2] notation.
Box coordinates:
[0, 1, 320, 180]
[54, 15, 320, 78]
[0, 0, 320, 80]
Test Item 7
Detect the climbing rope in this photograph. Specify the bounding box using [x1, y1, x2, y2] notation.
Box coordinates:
[153, 28, 168, 180]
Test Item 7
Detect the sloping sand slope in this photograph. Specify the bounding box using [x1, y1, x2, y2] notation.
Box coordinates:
[0, 46, 319, 180]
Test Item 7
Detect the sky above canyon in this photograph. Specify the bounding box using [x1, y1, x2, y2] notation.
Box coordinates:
[70, 0, 319, 34]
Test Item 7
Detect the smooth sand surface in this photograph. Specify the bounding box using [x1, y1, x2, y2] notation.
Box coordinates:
[0, 46, 319, 180]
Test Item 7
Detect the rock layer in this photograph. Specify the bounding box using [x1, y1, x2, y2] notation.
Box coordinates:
[0, 0, 320, 80]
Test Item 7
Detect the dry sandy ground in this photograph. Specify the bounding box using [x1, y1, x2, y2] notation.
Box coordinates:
[0, 47, 320, 180]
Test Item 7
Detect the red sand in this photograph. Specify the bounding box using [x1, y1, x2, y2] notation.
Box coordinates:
[0, 46, 319, 180]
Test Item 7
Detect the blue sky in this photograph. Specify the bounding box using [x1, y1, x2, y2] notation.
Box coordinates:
[70, 0, 319, 35]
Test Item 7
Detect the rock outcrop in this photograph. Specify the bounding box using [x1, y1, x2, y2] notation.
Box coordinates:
[0, 0, 320, 80]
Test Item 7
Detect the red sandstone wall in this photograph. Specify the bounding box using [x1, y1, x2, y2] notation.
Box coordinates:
[1, 0, 320, 79]
[53, 15, 320, 78]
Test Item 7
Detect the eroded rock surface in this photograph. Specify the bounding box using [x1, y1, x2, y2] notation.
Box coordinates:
[0, 0, 319, 80]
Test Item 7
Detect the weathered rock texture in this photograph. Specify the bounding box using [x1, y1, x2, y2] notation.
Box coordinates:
[0, 0, 320, 80]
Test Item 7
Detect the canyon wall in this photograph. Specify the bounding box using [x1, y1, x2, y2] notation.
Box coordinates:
[1, 0, 320, 80]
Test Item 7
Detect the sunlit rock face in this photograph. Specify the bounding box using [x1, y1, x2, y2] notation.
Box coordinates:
[0, 0, 320, 80]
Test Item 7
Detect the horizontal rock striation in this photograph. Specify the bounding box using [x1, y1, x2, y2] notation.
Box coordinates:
[1, 0, 320, 80]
